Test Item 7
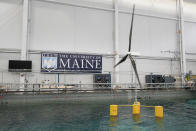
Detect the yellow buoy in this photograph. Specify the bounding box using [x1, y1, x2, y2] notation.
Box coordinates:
[155, 106, 163, 118]
[132, 101, 140, 115]
[132, 114, 141, 123]
[110, 105, 118, 116]
[110, 116, 117, 127]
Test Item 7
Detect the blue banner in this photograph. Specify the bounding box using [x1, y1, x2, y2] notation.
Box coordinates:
[41, 53, 102, 73]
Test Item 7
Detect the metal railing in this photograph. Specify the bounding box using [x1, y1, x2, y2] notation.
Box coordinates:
[0, 82, 195, 93]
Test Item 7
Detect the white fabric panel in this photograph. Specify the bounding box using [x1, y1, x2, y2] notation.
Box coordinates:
[30, 1, 113, 53]
[184, 22, 196, 54]
[187, 62, 196, 74]
[0, 0, 22, 49]
[30, 1, 75, 51]
[73, 7, 113, 53]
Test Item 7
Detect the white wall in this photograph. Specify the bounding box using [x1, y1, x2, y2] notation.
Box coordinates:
[184, 22, 196, 74]
[184, 22, 196, 54]
[30, 1, 113, 54]
[0, 0, 22, 49]
[0, 0, 196, 84]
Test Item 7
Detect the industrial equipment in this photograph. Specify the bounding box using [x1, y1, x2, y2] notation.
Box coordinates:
[93, 74, 111, 89]
[185, 71, 196, 88]
[145, 74, 176, 87]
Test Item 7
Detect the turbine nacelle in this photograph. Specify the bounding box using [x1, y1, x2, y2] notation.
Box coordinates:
[127, 51, 140, 56]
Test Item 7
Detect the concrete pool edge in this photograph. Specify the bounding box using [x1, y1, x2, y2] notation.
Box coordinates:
[0, 89, 195, 104]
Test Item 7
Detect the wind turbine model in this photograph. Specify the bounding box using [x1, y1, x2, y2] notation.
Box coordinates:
[114, 5, 142, 88]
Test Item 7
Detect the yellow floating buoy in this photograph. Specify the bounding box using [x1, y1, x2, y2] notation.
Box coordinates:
[110, 105, 118, 116]
[155, 106, 163, 118]
[132, 101, 140, 115]
[110, 116, 118, 127]
[132, 114, 141, 123]
[109, 102, 164, 119]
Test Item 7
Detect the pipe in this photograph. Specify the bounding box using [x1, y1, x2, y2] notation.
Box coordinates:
[35, 0, 114, 12]
[20, 0, 30, 91]
[21, 0, 29, 61]
[114, 0, 119, 83]
[178, 0, 186, 86]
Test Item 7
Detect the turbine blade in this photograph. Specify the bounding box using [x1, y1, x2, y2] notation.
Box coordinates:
[128, 4, 135, 52]
[128, 55, 142, 88]
[114, 55, 128, 68]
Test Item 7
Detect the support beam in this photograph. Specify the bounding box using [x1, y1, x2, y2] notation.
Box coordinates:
[20, 0, 29, 90]
[178, 0, 186, 86]
[114, 0, 119, 83]
[21, 0, 29, 60]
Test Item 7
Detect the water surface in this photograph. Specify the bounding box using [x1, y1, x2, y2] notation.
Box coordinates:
[0, 91, 196, 131]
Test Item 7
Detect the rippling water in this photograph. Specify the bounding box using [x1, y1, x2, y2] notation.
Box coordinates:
[0, 91, 196, 131]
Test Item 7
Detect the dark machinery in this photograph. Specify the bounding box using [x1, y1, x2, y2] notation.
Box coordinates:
[94, 74, 111, 89]
[145, 74, 176, 87]
[185, 71, 196, 88]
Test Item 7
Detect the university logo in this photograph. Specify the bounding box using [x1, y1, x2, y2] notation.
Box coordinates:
[42, 56, 57, 72]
